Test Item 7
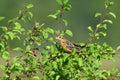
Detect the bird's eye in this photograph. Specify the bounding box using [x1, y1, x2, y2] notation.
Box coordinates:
[58, 36, 62, 39]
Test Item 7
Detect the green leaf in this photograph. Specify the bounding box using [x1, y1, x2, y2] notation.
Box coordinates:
[102, 24, 107, 29]
[56, 75, 60, 80]
[2, 51, 9, 59]
[42, 75, 47, 80]
[13, 56, 20, 63]
[46, 46, 51, 50]
[81, 77, 89, 80]
[109, 12, 116, 19]
[0, 41, 5, 49]
[117, 46, 120, 50]
[6, 32, 15, 40]
[0, 26, 7, 31]
[0, 65, 5, 70]
[33, 76, 40, 80]
[52, 61, 58, 69]
[13, 47, 23, 51]
[103, 19, 113, 24]
[78, 58, 83, 66]
[63, 19, 68, 26]
[26, 4, 33, 9]
[99, 32, 107, 37]
[64, 4, 72, 11]
[63, 53, 69, 61]
[26, 45, 31, 52]
[54, 10, 61, 16]
[28, 12, 33, 18]
[0, 16, 5, 21]
[46, 28, 54, 34]
[43, 31, 48, 38]
[105, 1, 114, 8]
[63, 0, 69, 4]
[49, 71, 55, 76]
[95, 13, 102, 17]
[96, 24, 101, 28]
[88, 26, 93, 32]
[14, 36, 21, 40]
[48, 14, 57, 19]
[32, 61, 37, 69]
[95, 33, 100, 39]
[26, 16, 32, 22]
[48, 37, 54, 42]
[111, 67, 118, 74]
[65, 29, 73, 37]
[14, 22, 21, 30]
[3, 34, 9, 40]
[56, 0, 62, 5]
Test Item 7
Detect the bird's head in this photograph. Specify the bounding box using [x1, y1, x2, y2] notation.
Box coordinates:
[55, 35, 66, 42]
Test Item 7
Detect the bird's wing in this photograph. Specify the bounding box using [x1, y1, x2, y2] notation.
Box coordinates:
[65, 40, 75, 50]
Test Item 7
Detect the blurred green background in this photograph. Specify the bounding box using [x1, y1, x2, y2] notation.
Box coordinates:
[0, 0, 120, 70]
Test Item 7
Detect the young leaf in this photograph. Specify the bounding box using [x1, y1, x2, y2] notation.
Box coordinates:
[63, 19, 68, 26]
[99, 32, 107, 37]
[13, 56, 20, 63]
[32, 61, 38, 69]
[0, 65, 5, 70]
[117, 46, 120, 50]
[65, 29, 73, 37]
[46, 28, 54, 34]
[13, 47, 23, 52]
[0, 26, 8, 31]
[78, 58, 83, 66]
[43, 31, 48, 38]
[54, 10, 61, 16]
[6, 31, 15, 40]
[33, 76, 40, 80]
[109, 12, 116, 19]
[88, 26, 93, 32]
[48, 14, 57, 19]
[103, 19, 113, 24]
[64, 4, 72, 11]
[28, 12, 33, 19]
[63, 0, 69, 4]
[56, 0, 62, 5]
[26, 4, 33, 9]
[95, 13, 102, 17]
[96, 24, 101, 28]
[111, 67, 118, 74]
[56, 75, 60, 80]
[46, 46, 51, 50]
[52, 61, 58, 69]
[14, 22, 21, 30]
[2, 51, 9, 59]
[0, 16, 5, 21]
[26, 45, 31, 52]
[102, 24, 107, 29]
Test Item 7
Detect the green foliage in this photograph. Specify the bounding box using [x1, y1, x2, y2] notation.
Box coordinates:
[88, 0, 116, 42]
[0, 16, 5, 21]
[0, 0, 120, 80]
[48, 0, 71, 27]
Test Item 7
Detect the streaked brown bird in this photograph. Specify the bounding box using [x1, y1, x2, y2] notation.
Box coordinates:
[55, 35, 81, 53]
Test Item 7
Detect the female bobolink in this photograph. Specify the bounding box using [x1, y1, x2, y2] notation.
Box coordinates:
[55, 35, 81, 53]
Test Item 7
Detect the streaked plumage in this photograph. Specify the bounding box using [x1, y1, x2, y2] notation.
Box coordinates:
[55, 36, 81, 52]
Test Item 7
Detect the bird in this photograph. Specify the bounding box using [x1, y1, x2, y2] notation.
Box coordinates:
[55, 35, 81, 53]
